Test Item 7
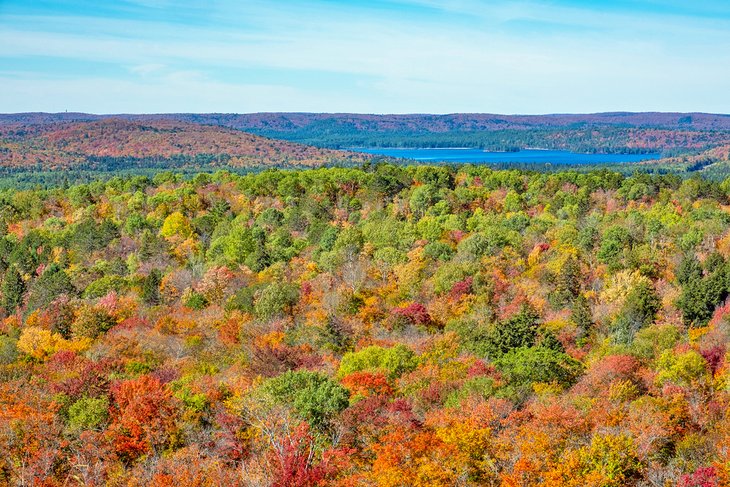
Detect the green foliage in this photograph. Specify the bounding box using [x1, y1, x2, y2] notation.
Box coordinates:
[183, 291, 209, 310]
[676, 262, 728, 328]
[71, 306, 117, 339]
[656, 349, 708, 386]
[495, 346, 584, 389]
[572, 294, 593, 338]
[26, 264, 76, 312]
[0, 335, 18, 364]
[552, 256, 581, 306]
[1, 265, 25, 314]
[612, 280, 661, 343]
[253, 282, 299, 320]
[630, 324, 681, 359]
[259, 370, 349, 427]
[444, 376, 496, 407]
[597, 225, 632, 269]
[83, 275, 126, 299]
[67, 396, 109, 432]
[481, 304, 540, 360]
[141, 269, 162, 306]
[338, 344, 418, 380]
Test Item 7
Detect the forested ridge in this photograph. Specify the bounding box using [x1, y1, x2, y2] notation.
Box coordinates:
[3, 112, 730, 155]
[0, 165, 729, 486]
[0, 119, 370, 171]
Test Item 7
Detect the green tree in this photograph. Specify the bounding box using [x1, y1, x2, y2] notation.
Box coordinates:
[253, 282, 299, 320]
[553, 256, 581, 306]
[141, 269, 162, 305]
[572, 294, 593, 338]
[1, 265, 25, 314]
[495, 346, 584, 389]
[483, 304, 539, 359]
[67, 396, 110, 432]
[26, 264, 76, 312]
[259, 370, 349, 428]
[338, 344, 418, 380]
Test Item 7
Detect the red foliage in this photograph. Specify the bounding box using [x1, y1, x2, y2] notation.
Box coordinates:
[51, 358, 119, 399]
[212, 410, 248, 463]
[341, 371, 393, 398]
[575, 354, 642, 396]
[270, 423, 348, 487]
[449, 276, 473, 300]
[700, 345, 726, 375]
[466, 360, 496, 378]
[107, 375, 178, 462]
[392, 303, 431, 326]
[679, 466, 720, 487]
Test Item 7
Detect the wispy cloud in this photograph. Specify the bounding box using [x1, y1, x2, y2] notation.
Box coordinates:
[0, 0, 728, 113]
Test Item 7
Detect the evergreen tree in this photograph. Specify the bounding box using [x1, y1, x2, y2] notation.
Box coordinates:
[676, 253, 703, 286]
[141, 269, 162, 305]
[553, 256, 581, 306]
[1, 266, 25, 314]
[26, 264, 76, 312]
[572, 294, 593, 338]
[484, 303, 540, 359]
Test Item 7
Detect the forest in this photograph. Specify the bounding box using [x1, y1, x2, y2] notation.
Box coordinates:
[0, 163, 728, 486]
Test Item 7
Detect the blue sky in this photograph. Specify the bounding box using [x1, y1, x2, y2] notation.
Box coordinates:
[1, 0, 729, 114]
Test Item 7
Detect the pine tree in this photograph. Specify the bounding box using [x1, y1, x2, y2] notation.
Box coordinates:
[572, 294, 593, 338]
[1, 266, 25, 314]
[553, 256, 581, 306]
[141, 269, 162, 305]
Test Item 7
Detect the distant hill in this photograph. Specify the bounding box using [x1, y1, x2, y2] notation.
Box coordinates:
[3, 111, 730, 154]
[0, 119, 370, 171]
[3, 111, 730, 130]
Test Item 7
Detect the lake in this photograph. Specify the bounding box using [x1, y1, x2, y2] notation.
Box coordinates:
[353, 148, 662, 165]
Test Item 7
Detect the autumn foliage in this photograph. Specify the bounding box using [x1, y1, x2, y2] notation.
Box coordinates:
[0, 164, 728, 485]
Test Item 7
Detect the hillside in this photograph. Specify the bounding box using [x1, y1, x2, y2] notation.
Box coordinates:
[3, 112, 730, 154]
[0, 119, 370, 171]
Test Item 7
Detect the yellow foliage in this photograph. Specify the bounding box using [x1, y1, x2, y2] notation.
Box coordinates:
[17, 326, 91, 360]
[96, 200, 113, 219]
[172, 237, 201, 262]
[527, 246, 545, 268]
[600, 270, 650, 305]
[716, 231, 730, 259]
[420, 332, 460, 366]
[688, 325, 711, 343]
[255, 331, 285, 349]
[160, 211, 193, 240]
[393, 247, 426, 298]
[357, 295, 384, 325]
[532, 381, 562, 398]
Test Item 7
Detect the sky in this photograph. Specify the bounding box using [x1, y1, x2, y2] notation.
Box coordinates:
[1, 0, 729, 114]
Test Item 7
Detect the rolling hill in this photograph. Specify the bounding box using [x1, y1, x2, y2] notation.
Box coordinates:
[0, 119, 371, 171]
[3, 111, 730, 154]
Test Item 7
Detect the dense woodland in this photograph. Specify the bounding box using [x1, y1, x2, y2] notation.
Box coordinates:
[0, 120, 370, 171]
[0, 164, 728, 486]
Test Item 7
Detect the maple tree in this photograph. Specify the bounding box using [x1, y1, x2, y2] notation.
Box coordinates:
[0, 164, 726, 485]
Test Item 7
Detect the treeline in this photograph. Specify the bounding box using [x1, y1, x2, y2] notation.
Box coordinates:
[249, 125, 729, 154]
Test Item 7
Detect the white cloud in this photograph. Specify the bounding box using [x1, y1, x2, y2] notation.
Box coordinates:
[0, 1, 729, 113]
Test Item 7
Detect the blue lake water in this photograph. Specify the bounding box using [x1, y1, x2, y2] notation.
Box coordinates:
[353, 148, 662, 165]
